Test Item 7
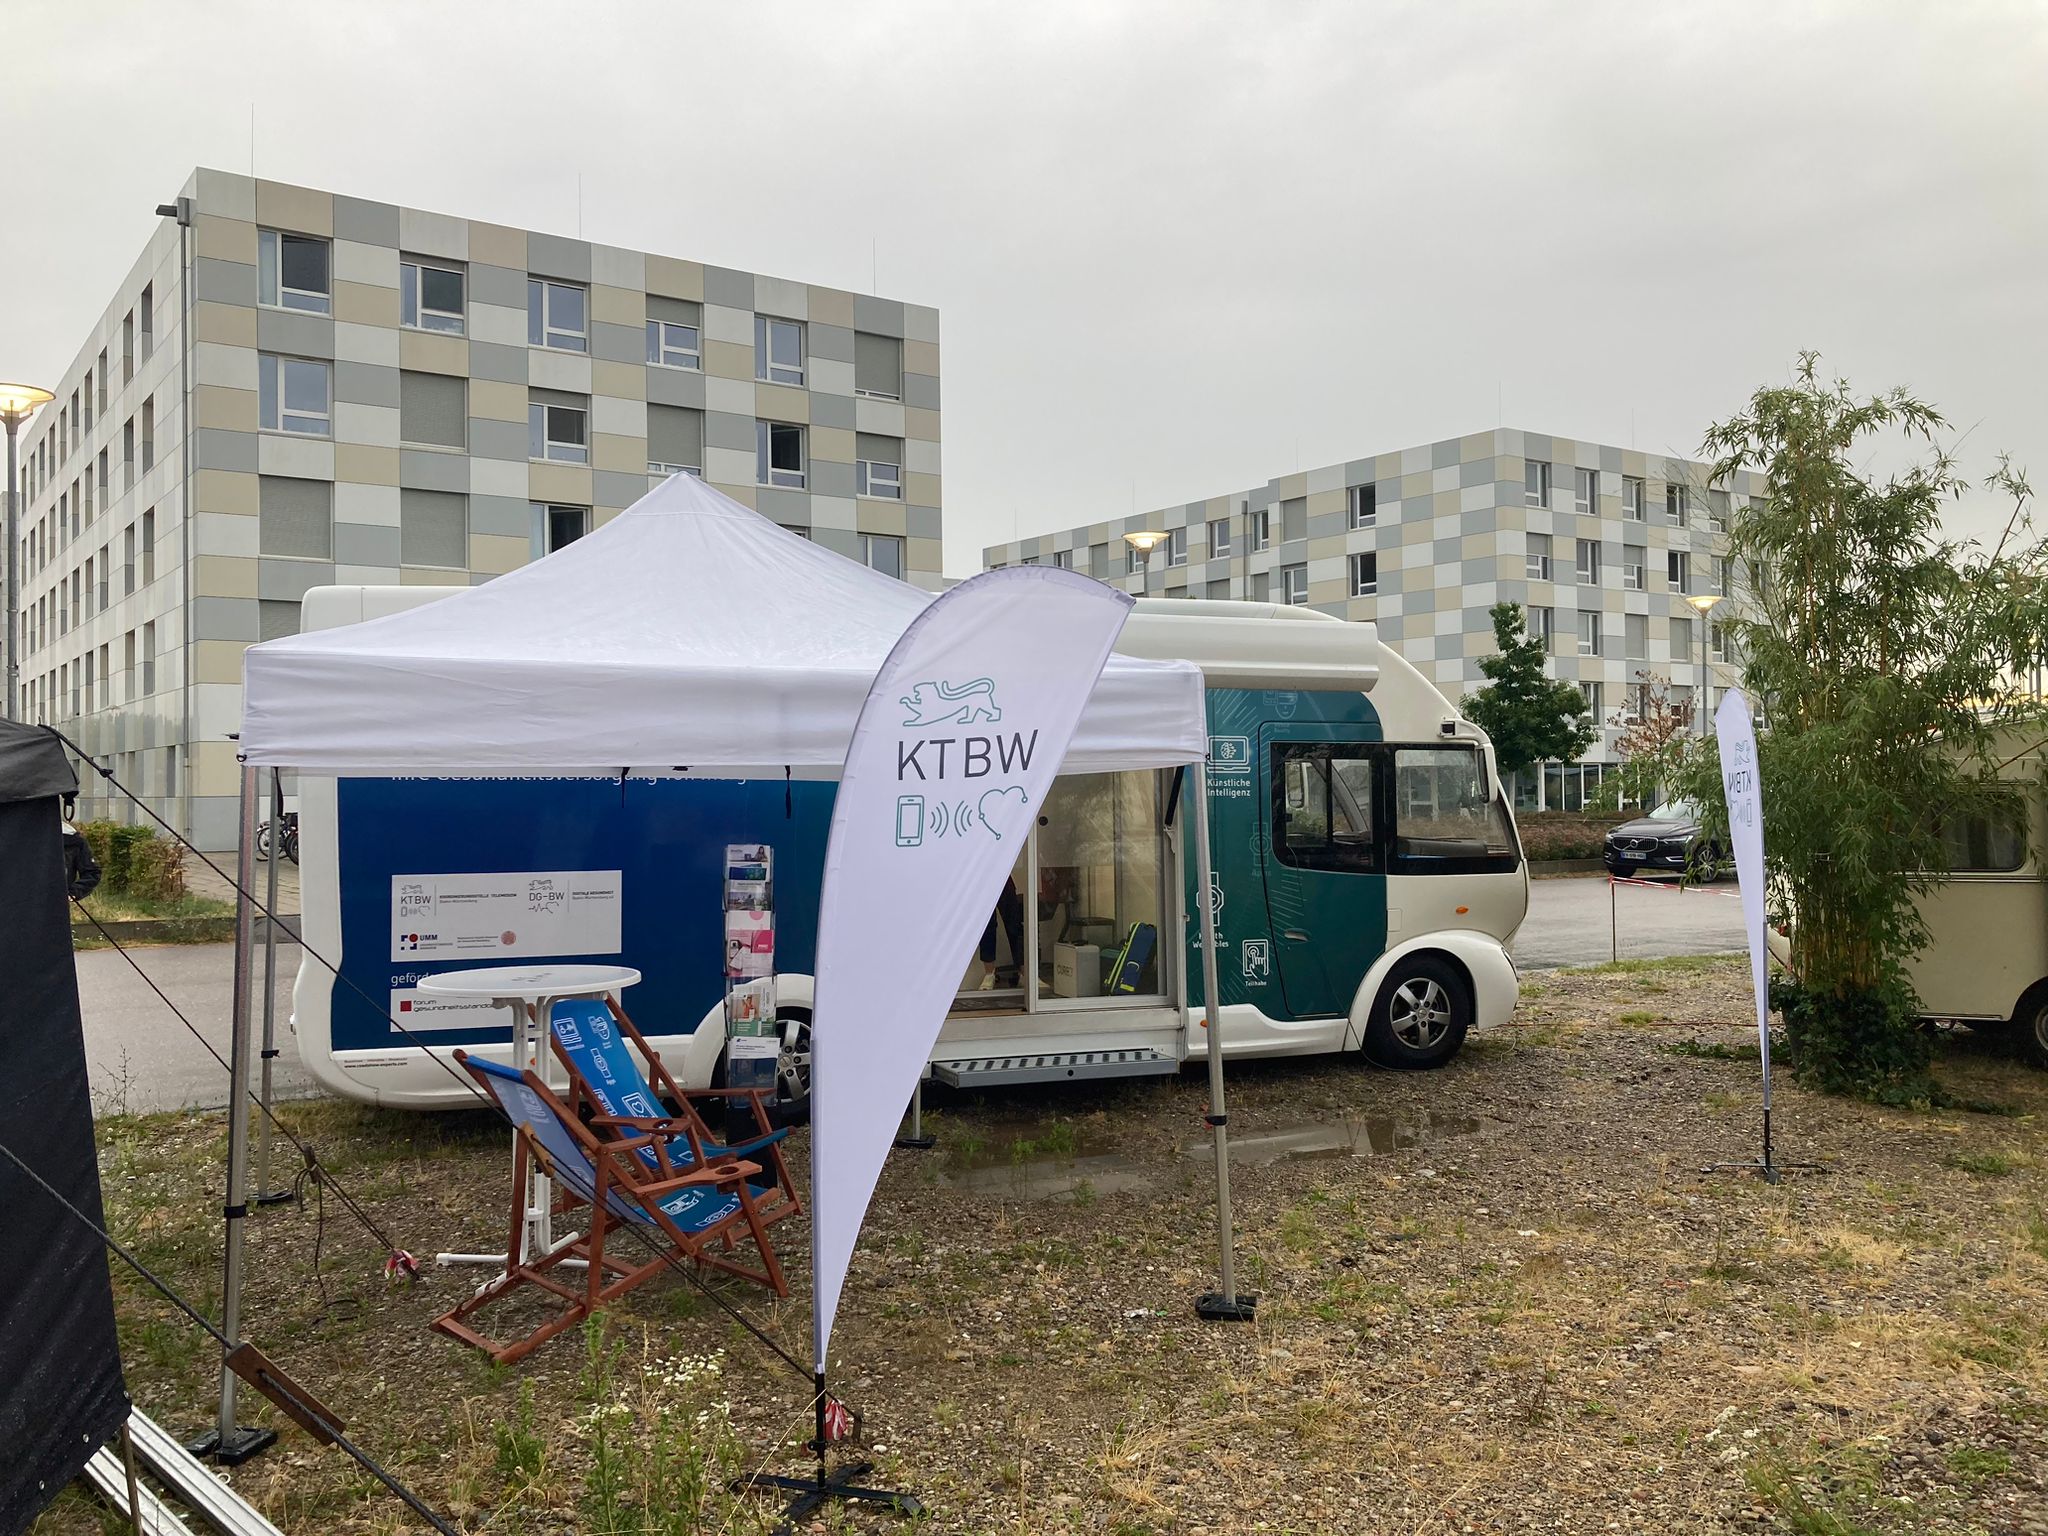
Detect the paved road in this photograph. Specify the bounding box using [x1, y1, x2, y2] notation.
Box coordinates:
[74, 874, 1740, 1115]
[1512, 872, 1748, 970]
[74, 939, 315, 1116]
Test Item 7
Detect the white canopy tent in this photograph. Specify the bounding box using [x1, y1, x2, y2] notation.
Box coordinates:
[240, 472, 1205, 773]
[221, 473, 1251, 1468]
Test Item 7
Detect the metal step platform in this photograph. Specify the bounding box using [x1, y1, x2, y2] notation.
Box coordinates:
[931, 1047, 1179, 1088]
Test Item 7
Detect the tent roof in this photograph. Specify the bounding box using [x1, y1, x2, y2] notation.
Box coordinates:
[240, 474, 1206, 775]
[0, 721, 77, 805]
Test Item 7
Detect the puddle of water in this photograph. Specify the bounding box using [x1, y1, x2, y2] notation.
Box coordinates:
[929, 1110, 1489, 1199]
[1183, 1111, 1487, 1167]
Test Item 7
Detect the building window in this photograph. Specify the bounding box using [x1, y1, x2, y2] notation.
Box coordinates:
[1209, 517, 1232, 557]
[122, 419, 135, 487]
[1579, 680, 1603, 718]
[1281, 563, 1308, 605]
[1525, 460, 1551, 508]
[1666, 482, 1688, 526]
[81, 374, 92, 431]
[1711, 623, 1730, 662]
[646, 309, 702, 370]
[258, 475, 334, 560]
[259, 355, 332, 436]
[1667, 550, 1690, 594]
[1167, 527, 1187, 566]
[258, 230, 332, 314]
[140, 398, 154, 470]
[754, 315, 805, 386]
[855, 432, 903, 499]
[756, 420, 806, 489]
[399, 370, 467, 449]
[1526, 532, 1552, 581]
[140, 283, 154, 363]
[122, 311, 135, 382]
[1577, 610, 1601, 656]
[141, 621, 155, 695]
[1350, 551, 1377, 597]
[862, 533, 905, 580]
[401, 259, 466, 333]
[1714, 555, 1732, 595]
[528, 397, 589, 463]
[1126, 543, 1145, 575]
[258, 600, 302, 642]
[855, 332, 903, 400]
[1621, 556, 1643, 591]
[1251, 507, 1272, 550]
[1574, 538, 1600, 585]
[400, 488, 469, 569]
[527, 278, 587, 351]
[1618, 475, 1643, 520]
[1707, 488, 1731, 531]
[1574, 467, 1597, 515]
[535, 502, 590, 554]
[1052, 549, 1073, 570]
[1349, 483, 1376, 529]
[1281, 496, 1307, 544]
[646, 403, 704, 479]
[96, 350, 107, 415]
[1625, 613, 1647, 659]
[122, 523, 135, 595]
[140, 508, 154, 584]
[1671, 615, 1693, 659]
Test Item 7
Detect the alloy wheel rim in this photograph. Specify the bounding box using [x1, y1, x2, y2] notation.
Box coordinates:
[1390, 978, 1452, 1049]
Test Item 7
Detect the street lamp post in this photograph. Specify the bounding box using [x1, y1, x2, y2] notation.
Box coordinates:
[1, 382, 56, 721]
[1686, 591, 1723, 735]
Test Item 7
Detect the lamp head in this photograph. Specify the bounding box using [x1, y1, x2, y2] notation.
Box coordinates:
[1685, 593, 1724, 615]
[1122, 530, 1168, 556]
[0, 383, 54, 426]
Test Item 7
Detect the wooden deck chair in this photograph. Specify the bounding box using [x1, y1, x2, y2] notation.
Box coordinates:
[546, 997, 801, 1228]
[432, 1052, 787, 1365]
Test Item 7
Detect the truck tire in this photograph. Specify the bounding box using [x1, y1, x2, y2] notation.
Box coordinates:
[2016, 985, 2048, 1070]
[1363, 955, 1471, 1070]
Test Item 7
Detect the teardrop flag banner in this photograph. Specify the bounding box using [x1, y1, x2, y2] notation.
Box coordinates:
[809, 567, 1138, 1376]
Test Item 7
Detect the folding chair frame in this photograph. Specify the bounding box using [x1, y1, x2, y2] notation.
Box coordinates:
[544, 996, 802, 1230]
[432, 1054, 789, 1366]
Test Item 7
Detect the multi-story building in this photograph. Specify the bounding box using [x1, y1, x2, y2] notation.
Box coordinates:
[983, 428, 1764, 810]
[9, 168, 942, 846]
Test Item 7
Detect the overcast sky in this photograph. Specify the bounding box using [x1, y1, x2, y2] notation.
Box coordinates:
[4, 1, 2042, 569]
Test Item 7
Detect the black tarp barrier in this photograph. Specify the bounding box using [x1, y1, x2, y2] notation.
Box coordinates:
[0, 721, 128, 1536]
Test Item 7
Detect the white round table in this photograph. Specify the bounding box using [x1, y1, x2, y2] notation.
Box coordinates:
[417, 962, 642, 1274]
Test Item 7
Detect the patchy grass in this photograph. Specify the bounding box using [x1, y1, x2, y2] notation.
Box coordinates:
[41, 956, 2048, 1535]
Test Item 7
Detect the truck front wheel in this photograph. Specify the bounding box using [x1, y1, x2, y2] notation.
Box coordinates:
[1364, 955, 1471, 1070]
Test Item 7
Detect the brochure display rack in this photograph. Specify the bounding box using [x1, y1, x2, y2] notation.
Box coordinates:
[724, 845, 779, 1129]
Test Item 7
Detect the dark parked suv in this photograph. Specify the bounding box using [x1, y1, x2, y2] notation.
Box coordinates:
[1602, 798, 1723, 880]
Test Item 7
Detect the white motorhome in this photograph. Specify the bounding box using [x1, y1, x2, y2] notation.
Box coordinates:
[291, 591, 1529, 1109]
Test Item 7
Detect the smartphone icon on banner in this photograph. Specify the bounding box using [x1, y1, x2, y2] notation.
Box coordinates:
[896, 796, 924, 847]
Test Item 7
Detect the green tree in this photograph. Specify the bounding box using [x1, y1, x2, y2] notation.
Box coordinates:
[1673, 354, 2044, 1101]
[1462, 602, 1597, 778]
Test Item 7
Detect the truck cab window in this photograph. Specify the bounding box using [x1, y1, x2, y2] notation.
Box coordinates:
[1273, 744, 1380, 873]
[1392, 747, 1516, 871]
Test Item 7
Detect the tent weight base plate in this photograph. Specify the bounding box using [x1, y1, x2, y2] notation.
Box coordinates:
[1195, 1291, 1259, 1322]
[187, 1424, 277, 1465]
[892, 1133, 937, 1150]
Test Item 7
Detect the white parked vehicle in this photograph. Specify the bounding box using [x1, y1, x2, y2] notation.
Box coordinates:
[290, 591, 1529, 1109]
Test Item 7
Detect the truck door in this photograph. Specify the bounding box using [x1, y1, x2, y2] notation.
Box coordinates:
[1259, 725, 1389, 1019]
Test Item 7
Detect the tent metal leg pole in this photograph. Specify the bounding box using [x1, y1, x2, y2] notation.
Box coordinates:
[119, 1423, 144, 1536]
[191, 762, 276, 1466]
[1190, 761, 1255, 1322]
[254, 769, 286, 1205]
[893, 1077, 935, 1150]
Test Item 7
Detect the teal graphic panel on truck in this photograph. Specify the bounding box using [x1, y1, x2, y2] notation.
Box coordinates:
[1186, 687, 1386, 1021]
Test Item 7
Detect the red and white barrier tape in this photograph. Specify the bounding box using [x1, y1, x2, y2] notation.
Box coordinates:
[1606, 874, 1742, 897]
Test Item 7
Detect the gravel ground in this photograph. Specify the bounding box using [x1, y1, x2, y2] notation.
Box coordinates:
[44, 957, 2048, 1535]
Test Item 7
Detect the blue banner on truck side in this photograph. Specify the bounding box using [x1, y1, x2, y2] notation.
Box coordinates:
[332, 776, 836, 1052]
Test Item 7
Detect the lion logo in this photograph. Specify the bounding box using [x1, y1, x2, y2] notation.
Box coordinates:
[901, 677, 1002, 726]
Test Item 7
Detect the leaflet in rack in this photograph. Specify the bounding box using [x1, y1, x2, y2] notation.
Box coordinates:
[723, 845, 779, 1112]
